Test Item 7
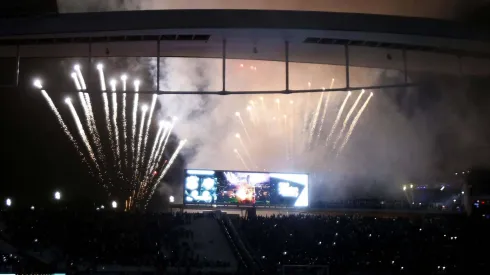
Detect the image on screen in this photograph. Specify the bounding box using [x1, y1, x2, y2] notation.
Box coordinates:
[184, 169, 308, 207]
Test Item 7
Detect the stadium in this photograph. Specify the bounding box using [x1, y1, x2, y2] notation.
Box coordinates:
[0, 0, 490, 274]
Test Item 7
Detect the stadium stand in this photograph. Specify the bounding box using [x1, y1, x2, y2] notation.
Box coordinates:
[0, 209, 488, 274]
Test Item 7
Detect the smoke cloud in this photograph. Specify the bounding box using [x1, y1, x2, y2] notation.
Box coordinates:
[57, 0, 490, 203]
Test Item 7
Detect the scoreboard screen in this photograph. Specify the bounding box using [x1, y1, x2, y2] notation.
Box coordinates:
[184, 169, 308, 207]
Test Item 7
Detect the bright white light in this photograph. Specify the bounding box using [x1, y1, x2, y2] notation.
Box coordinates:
[187, 170, 215, 175]
[172, 116, 178, 121]
[110, 79, 116, 91]
[169, 196, 175, 203]
[440, 186, 445, 191]
[159, 120, 166, 127]
[235, 112, 240, 116]
[134, 79, 140, 91]
[64, 97, 71, 104]
[96, 63, 103, 70]
[121, 74, 127, 81]
[111, 201, 117, 208]
[33, 79, 42, 89]
[402, 185, 407, 191]
[462, 191, 465, 194]
[142, 105, 148, 112]
[278, 182, 299, 197]
[233, 148, 238, 152]
[235, 133, 241, 138]
[101, 205, 105, 209]
[371, 92, 374, 96]
[74, 64, 80, 71]
[179, 139, 187, 145]
[5, 198, 11, 207]
[202, 178, 215, 190]
[185, 176, 199, 190]
[54, 191, 61, 200]
[70, 72, 77, 78]
[30, 205, 35, 210]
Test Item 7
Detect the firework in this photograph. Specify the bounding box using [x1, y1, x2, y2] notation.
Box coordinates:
[110, 79, 121, 169]
[317, 78, 335, 138]
[35, 65, 186, 208]
[121, 74, 128, 167]
[142, 94, 157, 168]
[37, 86, 87, 167]
[235, 133, 256, 169]
[132, 80, 140, 168]
[65, 97, 102, 182]
[135, 105, 148, 179]
[332, 90, 365, 150]
[326, 91, 351, 147]
[146, 139, 187, 207]
[338, 92, 374, 154]
[102, 92, 116, 164]
[145, 121, 165, 176]
[235, 112, 252, 142]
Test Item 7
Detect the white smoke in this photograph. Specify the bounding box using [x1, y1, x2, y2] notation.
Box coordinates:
[56, 0, 490, 204]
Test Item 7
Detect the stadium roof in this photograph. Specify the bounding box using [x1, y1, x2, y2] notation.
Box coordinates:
[0, 9, 489, 90]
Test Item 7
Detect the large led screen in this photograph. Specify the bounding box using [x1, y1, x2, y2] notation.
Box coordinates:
[184, 169, 308, 207]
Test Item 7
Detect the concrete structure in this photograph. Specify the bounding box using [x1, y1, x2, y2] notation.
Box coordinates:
[0, 9, 489, 93]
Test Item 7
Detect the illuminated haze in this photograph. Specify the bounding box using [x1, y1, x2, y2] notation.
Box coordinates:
[57, 0, 490, 202]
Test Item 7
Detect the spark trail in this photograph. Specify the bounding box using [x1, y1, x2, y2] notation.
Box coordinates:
[66, 98, 102, 179]
[152, 118, 176, 172]
[74, 65, 87, 90]
[132, 80, 140, 168]
[145, 121, 165, 176]
[40, 90, 87, 167]
[146, 139, 187, 208]
[121, 75, 128, 167]
[235, 112, 252, 142]
[102, 92, 116, 164]
[326, 91, 351, 147]
[135, 105, 148, 180]
[110, 80, 121, 170]
[235, 133, 256, 169]
[234, 149, 250, 170]
[332, 90, 365, 150]
[308, 87, 325, 147]
[338, 92, 374, 154]
[148, 125, 169, 174]
[77, 91, 98, 159]
[84, 92, 105, 168]
[142, 94, 157, 168]
[317, 78, 335, 138]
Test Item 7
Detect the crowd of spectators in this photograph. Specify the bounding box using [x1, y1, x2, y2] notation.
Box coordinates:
[238, 214, 474, 274]
[0, 210, 233, 273]
[1, 208, 488, 274]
